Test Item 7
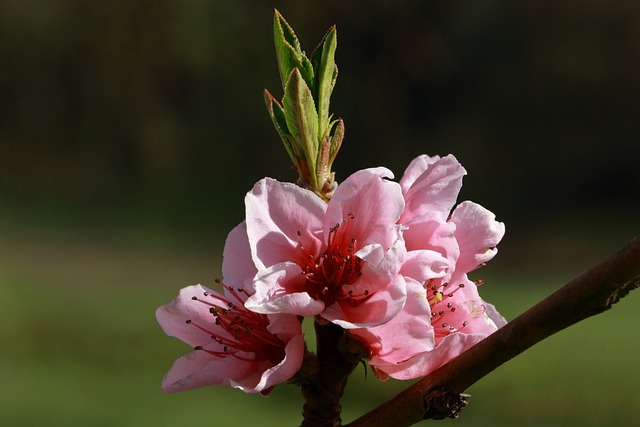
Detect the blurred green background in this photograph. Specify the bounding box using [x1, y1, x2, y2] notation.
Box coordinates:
[1, 1, 638, 426]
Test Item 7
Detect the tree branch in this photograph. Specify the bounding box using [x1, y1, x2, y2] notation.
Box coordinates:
[346, 234, 640, 427]
[301, 321, 360, 427]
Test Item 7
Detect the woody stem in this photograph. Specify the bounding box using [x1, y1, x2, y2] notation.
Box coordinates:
[300, 321, 360, 427]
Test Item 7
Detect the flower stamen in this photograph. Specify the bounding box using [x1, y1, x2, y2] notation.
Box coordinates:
[298, 213, 365, 306]
[426, 280, 478, 339]
[185, 283, 286, 364]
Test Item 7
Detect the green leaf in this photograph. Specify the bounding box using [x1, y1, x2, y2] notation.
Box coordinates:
[273, 10, 315, 93]
[282, 68, 319, 186]
[316, 136, 331, 190]
[313, 26, 338, 138]
[328, 118, 344, 168]
[264, 89, 297, 163]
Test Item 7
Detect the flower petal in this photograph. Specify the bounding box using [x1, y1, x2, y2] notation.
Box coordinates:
[372, 332, 487, 380]
[323, 274, 407, 329]
[484, 301, 508, 328]
[349, 238, 405, 296]
[399, 154, 441, 191]
[399, 154, 467, 222]
[160, 349, 253, 392]
[245, 178, 326, 270]
[351, 278, 435, 363]
[400, 249, 449, 283]
[430, 273, 501, 345]
[222, 222, 257, 293]
[156, 284, 226, 348]
[325, 167, 404, 250]
[246, 262, 325, 316]
[402, 211, 459, 266]
[449, 201, 505, 274]
[236, 333, 305, 393]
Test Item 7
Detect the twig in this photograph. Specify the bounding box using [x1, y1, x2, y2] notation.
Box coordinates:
[301, 322, 360, 427]
[345, 234, 640, 427]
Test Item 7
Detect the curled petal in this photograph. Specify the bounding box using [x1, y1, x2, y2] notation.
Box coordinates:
[156, 284, 227, 348]
[403, 211, 460, 266]
[160, 348, 252, 392]
[230, 333, 305, 394]
[483, 301, 508, 329]
[326, 167, 404, 250]
[350, 238, 405, 296]
[245, 178, 326, 270]
[222, 222, 257, 293]
[323, 274, 407, 329]
[400, 249, 449, 283]
[355, 243, 385, 267]
[246, 262, 326, 316]
[399, 154, 467, 223]
[399, 154, 442, 191]
[450, 201, 505, 274]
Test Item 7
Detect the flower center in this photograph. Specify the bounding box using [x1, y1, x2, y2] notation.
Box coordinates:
[186, 281, 286, 364]
[426, 279, 481, 341]
[298, 213, 364, 306]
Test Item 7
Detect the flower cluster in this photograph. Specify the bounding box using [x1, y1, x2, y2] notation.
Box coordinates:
[156, 154, 505, 393]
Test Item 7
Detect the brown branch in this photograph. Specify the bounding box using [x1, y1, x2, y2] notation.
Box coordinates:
[301, 321, 361, 427]
[345, 234, 640, 427]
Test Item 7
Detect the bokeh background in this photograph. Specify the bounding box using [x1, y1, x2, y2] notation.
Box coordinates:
[1, 1, 639, 426]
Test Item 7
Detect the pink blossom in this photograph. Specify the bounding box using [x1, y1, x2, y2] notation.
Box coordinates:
[400, 154, 505, 283]
[243, 168, 411, 328]
[156, 224, 304, 394]
[350, 154, 506, 380]
[353, 272, 506, 380]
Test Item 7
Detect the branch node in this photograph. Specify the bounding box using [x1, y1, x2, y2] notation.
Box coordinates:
[423, 389, 470, 420]
[605, 277, 640, 309]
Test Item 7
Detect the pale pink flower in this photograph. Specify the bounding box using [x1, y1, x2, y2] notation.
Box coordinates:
[352, 272, 506, 380]
[399, 154, 505, 280]
[350, 154, 506, 380]
[243, 168, 411, 328]
[156, 224, 304, 394]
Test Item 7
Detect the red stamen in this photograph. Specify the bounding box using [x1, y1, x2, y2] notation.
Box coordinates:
[186, 286, 285, 363]
[298, 214, 365, 305]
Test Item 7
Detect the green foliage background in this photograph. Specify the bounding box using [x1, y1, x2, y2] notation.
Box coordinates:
[1, 1, 638, 426]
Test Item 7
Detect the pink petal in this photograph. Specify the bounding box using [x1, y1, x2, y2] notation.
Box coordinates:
[399, 154, 467, 223]
[398, 154, 442, 191]
[367, 275, 503, 380]
[245, 178, 326, 270]
[323, 275, 407, 329]
[399, 249, 449, 283]
[351, 278, 435, 363]
[449, 201, 505, 274]
[373, 333, 487, 380]
[160, 348, 253, 392]
[484, 301, 508, 328]
[430, 273, 501, 344]
[266, 313, 305, 340]
[325, 167, 404, 250]
[355, 243, 385, 267]
[222, 222, 257, 293]
[348, 238, 405, 297]
[245, 262, 325, 316]
[402, 211, 460, 266]
[156, 284, 227, 348]
[239, 334, 306, 393]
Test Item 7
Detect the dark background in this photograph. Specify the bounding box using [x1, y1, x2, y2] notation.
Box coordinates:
[2, 1, 638, 249]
